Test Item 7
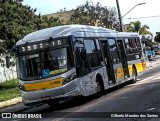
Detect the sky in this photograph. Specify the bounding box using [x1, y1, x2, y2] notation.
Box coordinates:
[22, 0, 160, 36]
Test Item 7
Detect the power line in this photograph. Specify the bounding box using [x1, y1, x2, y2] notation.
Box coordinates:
[122, 15, 160, 20]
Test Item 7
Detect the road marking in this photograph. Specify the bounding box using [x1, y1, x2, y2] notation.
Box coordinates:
[140, 76, 155, 82]
[147, 108, 156, 111]
[116, 96, 129, 100]
[133, 75, 160, 85]
[154, 76, 160, 80]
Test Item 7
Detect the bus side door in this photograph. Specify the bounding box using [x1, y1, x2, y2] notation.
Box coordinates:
[100, 40, 116, 85]
[117, 39, 130, 78]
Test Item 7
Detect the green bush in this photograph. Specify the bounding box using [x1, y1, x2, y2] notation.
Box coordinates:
[0, 79, 21, 102]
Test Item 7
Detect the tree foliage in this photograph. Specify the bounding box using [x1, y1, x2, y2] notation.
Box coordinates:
[127, 20, 152, 36]
[70, 1, 119, 30]
[0, 0, 62, 50]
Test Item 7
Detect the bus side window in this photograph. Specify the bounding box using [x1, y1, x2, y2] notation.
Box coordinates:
[130, 38, 138, 53]
[75, 47, 82, 66]
[108, 38, 120, 64]
[124, 38, 132, 54]
[84, 39, 101, 68]
[75, 47, 90, 76]
[95, 39, 103, 62]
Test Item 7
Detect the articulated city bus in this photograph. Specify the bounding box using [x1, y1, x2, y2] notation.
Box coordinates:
[8, 25, 146, 107]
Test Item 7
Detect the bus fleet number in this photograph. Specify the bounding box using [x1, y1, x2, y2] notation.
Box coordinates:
[50, 81, 61, 85]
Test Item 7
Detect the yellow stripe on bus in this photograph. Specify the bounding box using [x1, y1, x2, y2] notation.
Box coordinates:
[128, 62, 146, 76]
[135, 62, 146, 73]
[116, 68, 124, 79]
[128, 65, 133, 76]
[24, 78, 64, 92]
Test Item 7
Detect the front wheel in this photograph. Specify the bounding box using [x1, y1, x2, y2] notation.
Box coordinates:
[94, 78, 103, 98]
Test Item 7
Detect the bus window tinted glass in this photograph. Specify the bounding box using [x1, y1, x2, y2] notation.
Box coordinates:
[108, 39, 120, 63]
[95, 39, 103, 62]
[124, 38, 129, 49]
[84, 39, 100, 68]
[108, 39, 117, 51]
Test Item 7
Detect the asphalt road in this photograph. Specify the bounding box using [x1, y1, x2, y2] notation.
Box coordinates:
[1, 65, 160, 121]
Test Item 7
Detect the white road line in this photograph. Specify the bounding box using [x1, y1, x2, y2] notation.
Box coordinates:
[154, 76, 160, 80]
[147, 108, 156, 111]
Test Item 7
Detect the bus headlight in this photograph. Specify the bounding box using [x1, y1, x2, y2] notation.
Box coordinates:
[19, 84, 26, 92]
[63, 73, 77, 85]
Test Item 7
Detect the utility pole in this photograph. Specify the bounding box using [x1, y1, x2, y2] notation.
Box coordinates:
[116, 0, 123, 32]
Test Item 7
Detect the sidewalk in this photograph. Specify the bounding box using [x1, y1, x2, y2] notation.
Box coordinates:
[146, 56, 160, 69]
[1, 58, 160, 109]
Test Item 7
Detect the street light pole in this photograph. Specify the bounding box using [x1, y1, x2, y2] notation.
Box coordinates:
[116, 0, 123, 32]
[122, 2, 146, 18]
[116, 0, 146, 32]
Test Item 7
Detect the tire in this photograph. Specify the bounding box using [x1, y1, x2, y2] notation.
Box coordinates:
[131, 67, 137, 83]
[94, 77, 103, 98]
[47, 100, 59, 108]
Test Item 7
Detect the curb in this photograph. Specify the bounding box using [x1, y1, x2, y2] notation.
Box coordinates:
[0, 97, 22, 109]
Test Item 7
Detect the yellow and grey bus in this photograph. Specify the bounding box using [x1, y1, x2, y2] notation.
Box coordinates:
[11, 25, 146, 106]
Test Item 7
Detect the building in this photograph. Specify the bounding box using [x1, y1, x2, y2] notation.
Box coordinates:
[123, 24, 130, 32]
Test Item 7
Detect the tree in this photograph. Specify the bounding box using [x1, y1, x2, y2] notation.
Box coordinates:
[0, 0, 62, 50]
[70, 1, 119, 30]
[0, 0, 62, 81]
[127, 20, 154, 47]
[127, 20, 152, 36]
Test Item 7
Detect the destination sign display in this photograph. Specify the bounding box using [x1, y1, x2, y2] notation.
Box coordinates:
[19, 39, 68, 53]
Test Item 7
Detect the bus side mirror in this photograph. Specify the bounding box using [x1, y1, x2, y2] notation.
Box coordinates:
[5, 55, 10, 68]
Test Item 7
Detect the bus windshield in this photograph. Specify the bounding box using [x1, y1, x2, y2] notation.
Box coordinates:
[17, 47, 73, 80]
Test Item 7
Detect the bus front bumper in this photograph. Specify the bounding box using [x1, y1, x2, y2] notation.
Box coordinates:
[22, 82, 82, 106]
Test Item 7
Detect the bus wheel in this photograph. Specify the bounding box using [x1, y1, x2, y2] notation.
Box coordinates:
[47, 100, 59, 108]
[94, 77, 103, 98]
[131, 67, 137, 83]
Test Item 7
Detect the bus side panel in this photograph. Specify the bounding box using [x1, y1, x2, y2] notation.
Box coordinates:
[80, 67, 110, 96]
[135, 61, 146, 73]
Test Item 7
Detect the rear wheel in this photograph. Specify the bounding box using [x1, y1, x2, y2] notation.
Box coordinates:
[131, 67, 137, 83]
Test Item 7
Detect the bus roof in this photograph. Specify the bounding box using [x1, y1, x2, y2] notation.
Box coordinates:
[16, 25, 139, 46]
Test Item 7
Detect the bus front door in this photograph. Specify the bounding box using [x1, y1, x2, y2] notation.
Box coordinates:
[117, 39, 130, 78]
[100, 41, 116, 85]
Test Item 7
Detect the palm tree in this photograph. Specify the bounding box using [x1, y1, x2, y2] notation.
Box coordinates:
[127, 20, 152, 36]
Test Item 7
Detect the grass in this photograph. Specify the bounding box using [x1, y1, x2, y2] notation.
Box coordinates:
[0, 79, 21, 102]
